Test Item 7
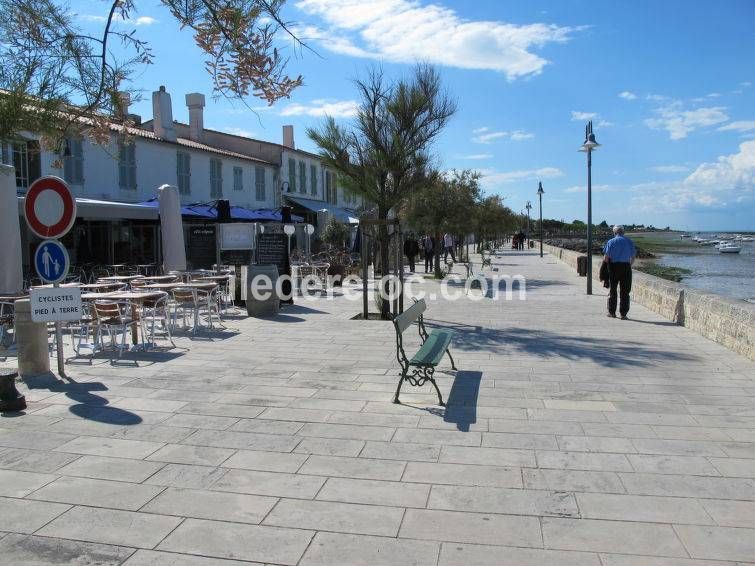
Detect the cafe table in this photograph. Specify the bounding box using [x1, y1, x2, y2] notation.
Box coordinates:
[97, 275, 144, 283]
[143, 282, 218, 292]
[83, 290, 166, 346]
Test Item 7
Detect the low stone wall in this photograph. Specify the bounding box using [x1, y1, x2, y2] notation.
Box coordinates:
[542, 244, 755, 361]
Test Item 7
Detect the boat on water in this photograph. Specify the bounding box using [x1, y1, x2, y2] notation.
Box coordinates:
[718, 243, 741, 254]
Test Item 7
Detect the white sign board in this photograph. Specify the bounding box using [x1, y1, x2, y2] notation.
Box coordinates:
[219, 223, 256, 250]
[30, 287, 82, 322]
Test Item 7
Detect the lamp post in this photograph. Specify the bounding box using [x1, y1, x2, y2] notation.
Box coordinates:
[305, 223, 315, 260]
[537, 182, 544, 258]
[283, 224, 295, 257]
[579, 120, 600, 295]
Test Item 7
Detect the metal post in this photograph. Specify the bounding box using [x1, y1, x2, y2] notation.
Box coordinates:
[539, 192, 543, 258]
[586, 149, 593, 295]
[361, 226, 368, 319]
[53, 282, 66, 377]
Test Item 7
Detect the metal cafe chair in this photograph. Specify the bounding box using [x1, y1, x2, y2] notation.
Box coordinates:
[92, 300, 139, 362]
[0, 302, 16, 349]
[67, 301, 99, 362]
[197, 286, 223, 329]
[141, 292, 176, 348]
[171, 288, 200, 334]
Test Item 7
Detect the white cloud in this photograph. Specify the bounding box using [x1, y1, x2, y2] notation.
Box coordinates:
[459, 153, 493, 160]
[472, 129, 507, 144]
[295, 0, 581, 80]
[631, 142, 755, 211]
[510, 130, 535, 141]
[480, 166, 563, 185]
[650, 165, 689, 174]
[644, 103, 729, 140]
[718, 120, 755, 133]
[279, 99, 359, 118]
[472, 127, 533, 143]
[221, 127, 257, 138]
[597, 120, 614, 128]
[741, 81, 752, 88]
[79, 13, 158, 25]
[571, 111, 597, 121]
[618, 91, 637, 100]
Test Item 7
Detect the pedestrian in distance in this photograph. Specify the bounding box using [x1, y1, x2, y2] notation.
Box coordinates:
[603, 225, 637, 320]
[443, 232, 456, 263]
[422, 235, 436, 273]
[403, 234, 419, 273]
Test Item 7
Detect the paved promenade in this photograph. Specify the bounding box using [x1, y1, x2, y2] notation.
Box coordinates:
[1, 250, 754, 565]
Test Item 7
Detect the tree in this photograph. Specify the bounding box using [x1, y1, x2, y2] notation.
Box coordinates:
[307, 65, 456, 318]
[0, 0, 303, 149]
[407, 169, 480, 276]
[474, 195, 516, 251]
[321, 217, 349, 248]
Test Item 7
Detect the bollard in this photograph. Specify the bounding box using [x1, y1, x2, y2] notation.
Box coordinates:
[0, 368, 26, 412]
[13, 299, 50, 376]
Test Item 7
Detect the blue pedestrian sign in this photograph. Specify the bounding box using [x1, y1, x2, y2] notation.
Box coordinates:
[34, 240, 70, 284]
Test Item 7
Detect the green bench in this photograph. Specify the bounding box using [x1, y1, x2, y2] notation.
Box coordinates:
[392, 298, 457, 405]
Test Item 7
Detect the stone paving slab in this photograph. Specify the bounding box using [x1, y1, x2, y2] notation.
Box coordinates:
[1, 249, 754, 564]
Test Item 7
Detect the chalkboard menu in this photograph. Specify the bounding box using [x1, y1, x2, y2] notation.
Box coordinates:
[256, 232, 288, 274]
[221, 249, 252, 265]
[188, 224, 216, 269]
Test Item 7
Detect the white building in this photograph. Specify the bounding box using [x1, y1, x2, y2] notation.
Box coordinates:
[1, 86, 362, 269]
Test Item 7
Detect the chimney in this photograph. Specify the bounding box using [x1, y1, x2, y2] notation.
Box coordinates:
[185, 93, 205, 143]
[152, 86, 176, 142]
[116, 91, 130, 118]
[282, 125, 295, 149]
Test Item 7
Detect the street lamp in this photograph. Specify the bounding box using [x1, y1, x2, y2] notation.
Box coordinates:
[578, 120, 600, 295]
[525, 201, 532, 236]
[537, 182, 544, 258]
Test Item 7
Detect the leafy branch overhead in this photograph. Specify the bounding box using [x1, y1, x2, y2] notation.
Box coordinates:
[0, 0, 303, 145]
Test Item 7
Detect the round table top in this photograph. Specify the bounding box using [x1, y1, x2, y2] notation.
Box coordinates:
[97, 275, 144, 282]
[144, 282, 218, 291]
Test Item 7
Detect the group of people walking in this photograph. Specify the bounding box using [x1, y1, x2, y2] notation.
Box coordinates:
[402, 233, 457, 273]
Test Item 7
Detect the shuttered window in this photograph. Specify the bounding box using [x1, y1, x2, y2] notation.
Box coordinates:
[310, 164, 317, 195]
[210, 158, 223, 198]
[177, 151, 191, 194]
[288, 158, 296, 192]
[63, 138, 84, 184]
[118, 140, 136, 191]
[233, 166, 243, 191]
[299, 161, 306, 193]
[255, 166, 265, 201]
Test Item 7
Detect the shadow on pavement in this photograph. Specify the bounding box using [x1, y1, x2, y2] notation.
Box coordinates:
[443, 370, 482, 432]
[22, 372, 142, 425]
[424, 319, 698, 368]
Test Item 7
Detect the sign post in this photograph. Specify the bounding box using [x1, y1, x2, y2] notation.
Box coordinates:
[24, 176, 78, 377]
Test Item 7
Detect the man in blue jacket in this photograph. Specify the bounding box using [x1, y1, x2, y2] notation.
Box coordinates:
[603, 225, 636, 319]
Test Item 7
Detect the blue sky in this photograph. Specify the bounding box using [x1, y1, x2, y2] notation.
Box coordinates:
[72, 0, 755, 230]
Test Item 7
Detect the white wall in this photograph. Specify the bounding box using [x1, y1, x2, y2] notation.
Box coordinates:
[32, 133, 277, 209]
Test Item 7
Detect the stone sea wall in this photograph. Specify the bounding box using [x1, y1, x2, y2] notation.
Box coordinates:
[542, 243, 755, 361]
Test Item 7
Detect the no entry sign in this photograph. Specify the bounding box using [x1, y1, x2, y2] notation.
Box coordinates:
[24, 176, 77, 239]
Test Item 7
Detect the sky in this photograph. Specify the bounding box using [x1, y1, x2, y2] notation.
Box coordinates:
[70, 0, 755, 231]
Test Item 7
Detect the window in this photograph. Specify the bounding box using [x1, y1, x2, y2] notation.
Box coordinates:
[325, 170, 338, 205]
[233, 166, 243, 191]
[288, 158, 296, 192]
[118, 139, 136, 191]
[177, 151, 191, 194]
[63, 138, 84, 184]
[299, 161, 306, 194]
[12, 142, 29, 188]
[310, 164, 317, 195]
[210, 158, 223, 198]
[255, 166, 266, 201]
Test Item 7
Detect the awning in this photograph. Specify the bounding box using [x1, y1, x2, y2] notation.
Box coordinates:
[285, 195, 359, 224]
[18, 195, 159, 221]
[139, 198, 213, 218]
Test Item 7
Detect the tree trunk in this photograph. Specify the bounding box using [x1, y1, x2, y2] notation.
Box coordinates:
[434, 230, 442, 278]
[378, 211, 391, 320]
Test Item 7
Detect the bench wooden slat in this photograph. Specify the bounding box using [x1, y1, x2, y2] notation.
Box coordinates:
[393, 299, 426, 334]
[410, 329, 454, 366]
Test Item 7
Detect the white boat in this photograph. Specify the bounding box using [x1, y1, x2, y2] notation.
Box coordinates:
[718, 243, 741, 254]
[739, 236, 754, 242]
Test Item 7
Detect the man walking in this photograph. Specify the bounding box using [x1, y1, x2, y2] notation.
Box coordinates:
[603, 225, 636, 320]
[422, 235, 435, 273]
[404, 235, 419, 273]
[443, 233, 456, 263]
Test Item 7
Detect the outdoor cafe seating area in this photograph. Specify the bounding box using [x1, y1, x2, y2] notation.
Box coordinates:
[0, 265, 235, 363]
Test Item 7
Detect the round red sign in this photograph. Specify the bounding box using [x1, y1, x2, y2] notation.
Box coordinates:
[24, 176, 77, 239]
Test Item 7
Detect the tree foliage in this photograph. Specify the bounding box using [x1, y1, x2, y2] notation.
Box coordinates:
[0, 0, 303, 148]
[307, 64, 456, 318]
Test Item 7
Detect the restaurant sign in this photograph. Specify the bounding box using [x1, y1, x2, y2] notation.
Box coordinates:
[30, 287, 82, 323]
